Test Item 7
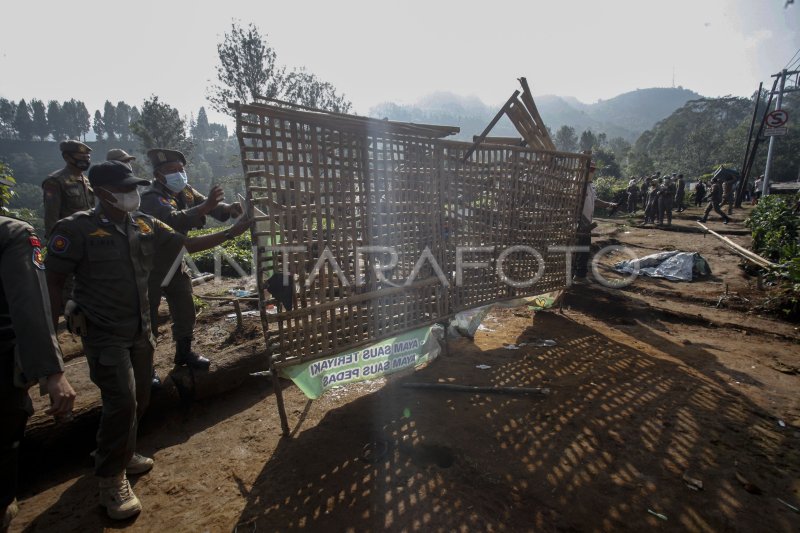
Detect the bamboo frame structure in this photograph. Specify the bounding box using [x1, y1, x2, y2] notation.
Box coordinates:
[232, 91, 588, 435]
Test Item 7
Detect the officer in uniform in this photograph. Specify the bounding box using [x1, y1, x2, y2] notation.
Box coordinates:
[45, 161, 250, 520]
[698, 176, 730, 225]
[674, 173, 686, 212]
[657, 176, 676, 226]
[1, 177, 75, 531]
[42, 140, 94, 238]
[140, 149, 242, 371]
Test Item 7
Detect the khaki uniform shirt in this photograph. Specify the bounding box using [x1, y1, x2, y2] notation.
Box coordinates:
[0, 216, 64, 381]
[140, 181, 232, 273]
[42, 167, 95, 238]
[44, 208, 185, 341]
[140, 181, 231, 236]
[709, 182, 723, 203]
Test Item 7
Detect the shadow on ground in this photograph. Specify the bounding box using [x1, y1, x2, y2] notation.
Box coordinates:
[233, 308, 799, 532]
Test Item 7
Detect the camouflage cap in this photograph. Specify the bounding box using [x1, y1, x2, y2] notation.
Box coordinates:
[59, 140, 92, 154]
[106, 148, 136, 162]
[146, 148, 186, 168]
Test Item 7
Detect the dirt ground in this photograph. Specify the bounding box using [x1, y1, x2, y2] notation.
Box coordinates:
[10, 202, 800, 532]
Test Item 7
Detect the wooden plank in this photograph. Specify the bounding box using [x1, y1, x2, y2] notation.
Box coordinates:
[462, 90, 520, 162]
[517, 77, 556, 150]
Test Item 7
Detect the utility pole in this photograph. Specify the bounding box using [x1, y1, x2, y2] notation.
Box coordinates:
[762, 69, 800, 195]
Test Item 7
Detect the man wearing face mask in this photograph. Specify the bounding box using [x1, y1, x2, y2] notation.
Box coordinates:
[45, 161, 251, 520]
[42, 140, 95, 238]
[140, 149, 242, 371]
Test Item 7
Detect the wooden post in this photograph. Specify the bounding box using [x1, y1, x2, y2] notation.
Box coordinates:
[735, 82, 762, 207]
[462, 90, 520, 162]
[233, 299, 243, 329]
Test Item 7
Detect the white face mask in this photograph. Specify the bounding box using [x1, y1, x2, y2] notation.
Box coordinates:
[103, 188, 141, 212]
[163, 171, 189, 193]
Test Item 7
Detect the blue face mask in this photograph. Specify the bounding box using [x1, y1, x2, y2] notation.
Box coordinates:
[163, 171, 188, 193]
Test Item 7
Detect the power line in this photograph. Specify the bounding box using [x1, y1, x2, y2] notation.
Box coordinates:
[784, 47, 800, 70]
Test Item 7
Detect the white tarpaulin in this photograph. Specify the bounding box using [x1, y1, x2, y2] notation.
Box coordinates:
[614, 251, 711, 281]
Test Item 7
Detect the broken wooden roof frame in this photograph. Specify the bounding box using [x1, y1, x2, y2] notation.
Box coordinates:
[232, 82, 590, 436]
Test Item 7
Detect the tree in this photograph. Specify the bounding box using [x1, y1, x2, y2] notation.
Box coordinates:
[592, 148, 621, 178]
[282, 68, 352, 113]
[130, 106, 141, 129]
[59, 100, 79, 139]
[579, 130, 597, 152]
[131, 95, 192, 155]
[14, 99, 33, 141]
[93, 110, 106, 140]
[629, 97, 752, 177]
[0, 161, 15, 211]
[115, 101, 132, 141]
[208, 21, 285, 116]
[608, 136, 631, 162]
[47, 100, 65, 140]
[208, 123, 228, 140]
[0, 99, 17, 139]
[553, 125, 578, 152]
[103, 101, 117, 141]
[30, 99, 49, 140]
[75, 101, 91, 141]
[193, 106, 211, 140]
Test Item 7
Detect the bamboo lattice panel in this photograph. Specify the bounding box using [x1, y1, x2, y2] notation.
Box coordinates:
[234, 102, 588, 369]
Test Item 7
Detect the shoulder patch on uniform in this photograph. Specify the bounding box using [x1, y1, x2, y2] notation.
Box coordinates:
[29, 235, 42, 248]
[89, 228, 112, 238]
[49, 235, 70, 254]
[135, 218, 152, 235]
[153, 218, 174, 232]
[32, 247, 45, 270]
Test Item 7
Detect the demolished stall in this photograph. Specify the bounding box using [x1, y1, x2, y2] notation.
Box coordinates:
[232, 82, 590, 434]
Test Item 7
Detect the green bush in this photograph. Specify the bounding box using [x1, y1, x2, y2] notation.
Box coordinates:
[188, 226, 253, 277]
[745, 194, 799, 264]
[593, 176, 627, 203]
[745, 193, 800, 319]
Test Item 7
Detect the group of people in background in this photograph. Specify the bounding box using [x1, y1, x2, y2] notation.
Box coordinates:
[620, 168, 760, 227]
[2, 140, 250, 526]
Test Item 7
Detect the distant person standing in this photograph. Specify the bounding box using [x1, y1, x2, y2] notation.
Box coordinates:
[42, 140, 94, 238]
[639, 177, 649, 208]
[626, 178, 639, 213]
[658, 176, 676, 226]
[694, 180, 706, 207]
[573, 161, 617, 283]
[644, 177, 660, 225]
[698, 176, 730, 224]
[674, 173, 686, 212]
[753, 175, 763, 205]
[720, 171, 736, 216]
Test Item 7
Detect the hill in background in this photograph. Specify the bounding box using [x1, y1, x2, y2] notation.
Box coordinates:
[369, 87, 703, 142]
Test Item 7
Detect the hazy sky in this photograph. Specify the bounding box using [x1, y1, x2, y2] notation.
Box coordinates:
[1, 0, 798, 125]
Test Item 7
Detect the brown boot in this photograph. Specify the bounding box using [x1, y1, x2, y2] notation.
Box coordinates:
[2, 499, 19, 531]
[98, 473, 142, 520]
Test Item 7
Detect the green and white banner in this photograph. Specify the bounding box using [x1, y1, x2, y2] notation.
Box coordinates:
[279, 291, 560, 400]
[280, 325, 442, 399]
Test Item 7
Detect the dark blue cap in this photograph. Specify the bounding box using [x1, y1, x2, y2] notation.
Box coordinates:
[88, 161, 149, 188]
